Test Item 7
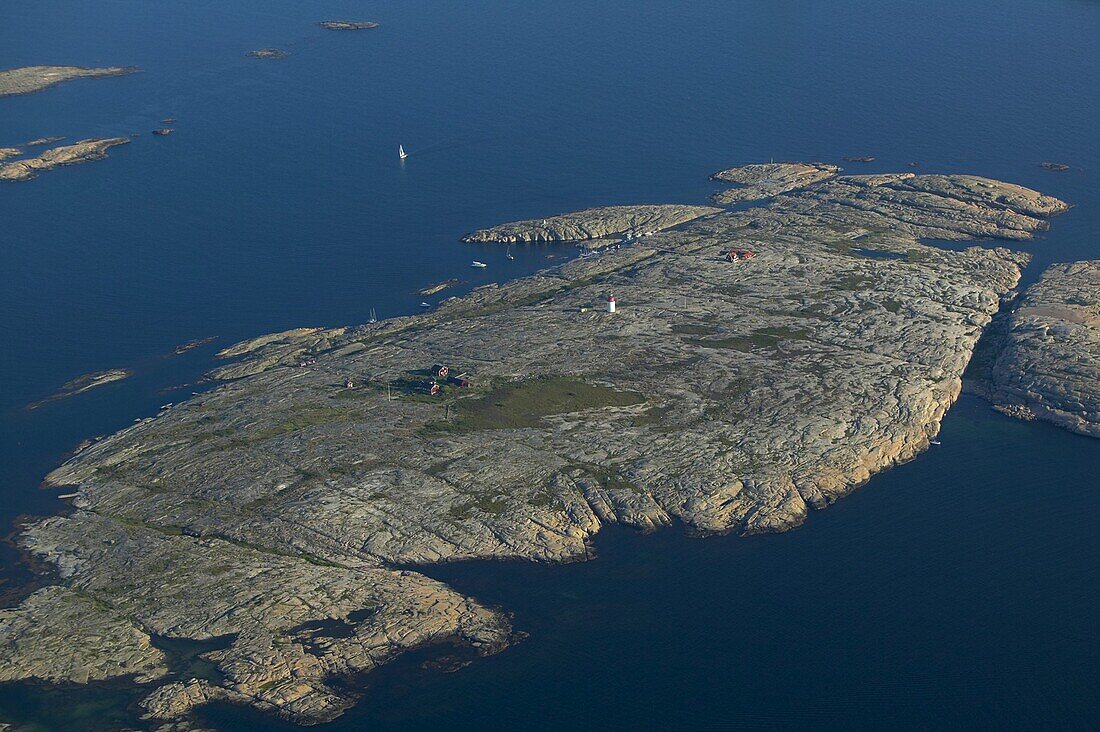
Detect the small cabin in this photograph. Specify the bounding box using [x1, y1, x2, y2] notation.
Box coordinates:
[433, 364, 450, 379]
[725, 249, 757, 263]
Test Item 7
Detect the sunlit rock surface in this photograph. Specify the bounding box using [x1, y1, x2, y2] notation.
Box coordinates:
[0, 166, 1069, 725]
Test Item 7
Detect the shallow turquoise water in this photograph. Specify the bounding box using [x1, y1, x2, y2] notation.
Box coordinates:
[1, 0, 1098, 728]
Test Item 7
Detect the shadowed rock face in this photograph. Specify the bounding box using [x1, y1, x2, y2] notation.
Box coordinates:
[0, 138, 131, 182]
[984, 261, 1100, 437]
[0, 65, 136, 97]
[0, 166, 1067, 725]
[462, 204, 721, 243]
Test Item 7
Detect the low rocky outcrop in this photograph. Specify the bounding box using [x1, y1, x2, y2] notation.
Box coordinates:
[419, 279, 459, 296]
[709, 162, 841, 204]
[463, 204, 721, 243]
[0, 137, 130, 182]
[0, 65, 136, 97]
[25, 368, 132, 410]
[319, 21, 380, 30]
[0, 166, 1068, 726]
[0, 147, 20, 161]
[24, 136, 65, 147]
[247, 49, 289, 59]
[981, 261, 1100, 437]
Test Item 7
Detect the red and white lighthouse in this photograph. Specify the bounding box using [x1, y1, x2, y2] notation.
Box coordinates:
[606, 293, 617, 313]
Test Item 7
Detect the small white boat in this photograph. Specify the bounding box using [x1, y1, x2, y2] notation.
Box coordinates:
[930, 440, 942, 446]
[419, 301, 431, 308]
[368, 308, 377, 324]
[398, 144, 408, 160]
[505, 246, 515, 260]
[471, 261, 488, 268]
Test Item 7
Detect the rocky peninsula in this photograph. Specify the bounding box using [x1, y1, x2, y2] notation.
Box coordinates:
[0, 65, 136, 97]
[709, 162, 841, 204]
[463, 204, 720, 244]
[0, 166, 1070, 727]
[0, 137, 131, 182]
[978, 261, 1100, 436]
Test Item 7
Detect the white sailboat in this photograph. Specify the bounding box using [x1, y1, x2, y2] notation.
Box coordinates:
[398, 144, 407, 160]
[368, 308, 377, 324]
[506, 246, 515, 260]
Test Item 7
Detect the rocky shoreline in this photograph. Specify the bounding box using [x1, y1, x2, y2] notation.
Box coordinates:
[0, 165, 1073, 727]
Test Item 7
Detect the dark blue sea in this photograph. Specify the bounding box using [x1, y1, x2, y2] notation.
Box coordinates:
[1, 1, 1098, 729]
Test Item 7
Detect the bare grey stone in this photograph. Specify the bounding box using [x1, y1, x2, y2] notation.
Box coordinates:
[462, 204, 721, 243]
[984, 261, 1100, 437]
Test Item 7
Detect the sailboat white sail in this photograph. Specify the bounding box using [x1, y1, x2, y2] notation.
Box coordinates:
[368, 308, 377, 324]
[398, 144, 407, 160]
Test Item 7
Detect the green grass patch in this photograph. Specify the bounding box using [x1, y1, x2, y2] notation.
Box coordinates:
[672, 323, 719, 336]
[424, 376, 645, 433]
[827, 272, 876, 291]
[222, 407, 354, 447]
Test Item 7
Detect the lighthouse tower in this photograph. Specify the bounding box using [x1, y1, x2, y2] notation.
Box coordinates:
[606, 293, 617, 313]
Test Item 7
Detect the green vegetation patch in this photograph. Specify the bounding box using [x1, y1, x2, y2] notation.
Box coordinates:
[426, 376, 645, 433]
[827, 272, 877, 291]
[224, 407, 354, 446]
[672, 323, 719, 336]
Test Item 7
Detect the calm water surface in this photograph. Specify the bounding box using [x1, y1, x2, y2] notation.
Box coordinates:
[0, 0, 1098, 729]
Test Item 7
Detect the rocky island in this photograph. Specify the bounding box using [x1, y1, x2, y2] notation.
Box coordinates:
[0, 137, 131, 182]
[318, 21, 380, 31]
[0, 165, 1071, 727]
[24, 136, 65, 147]
[0, 65, 136, 97]
[247, 49, 289, 59]
[25, 369, 133, 411]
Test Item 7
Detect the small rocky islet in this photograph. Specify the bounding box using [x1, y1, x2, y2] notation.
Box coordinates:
[318, 20, 380, 31]
[247, 48, 289, 59]
[24, 369, 133, 410]
[2, 162, 1095, 729]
